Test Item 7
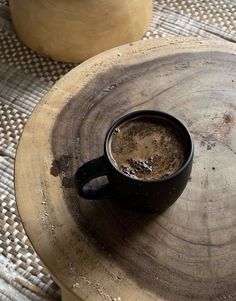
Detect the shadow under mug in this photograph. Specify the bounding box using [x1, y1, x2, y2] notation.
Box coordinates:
[74, 110, 194, 213]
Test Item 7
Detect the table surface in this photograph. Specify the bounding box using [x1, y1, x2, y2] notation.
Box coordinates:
[15, 37, 236, 301]
[1, 1, 236, 300]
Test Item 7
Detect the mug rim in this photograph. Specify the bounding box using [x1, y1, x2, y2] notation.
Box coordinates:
[104, 110, 194, 183]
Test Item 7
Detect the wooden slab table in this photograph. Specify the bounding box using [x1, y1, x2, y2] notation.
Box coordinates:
[15, 37, 236, 301]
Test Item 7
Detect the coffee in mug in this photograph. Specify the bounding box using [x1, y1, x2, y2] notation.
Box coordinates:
[75, 110, 194, 213]
[109, 116, 187, 180]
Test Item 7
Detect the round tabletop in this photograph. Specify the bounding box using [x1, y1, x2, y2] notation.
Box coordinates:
[15, 37, 236, 301]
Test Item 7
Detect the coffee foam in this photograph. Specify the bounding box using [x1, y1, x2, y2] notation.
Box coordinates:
[109, 116, 187, 180]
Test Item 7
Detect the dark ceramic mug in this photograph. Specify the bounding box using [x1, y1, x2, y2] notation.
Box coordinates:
[75, 110, 194, 213]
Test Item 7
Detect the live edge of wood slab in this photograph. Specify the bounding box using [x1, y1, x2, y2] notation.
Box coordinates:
[15, 37, 236, 301]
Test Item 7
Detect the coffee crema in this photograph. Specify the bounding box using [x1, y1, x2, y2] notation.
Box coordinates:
[109, 116, 187, 180]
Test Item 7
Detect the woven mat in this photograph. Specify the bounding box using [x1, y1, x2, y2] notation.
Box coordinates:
[0, 0, 235, 300]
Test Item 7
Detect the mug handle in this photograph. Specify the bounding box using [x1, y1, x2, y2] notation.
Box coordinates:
[74, 156, 111, 199]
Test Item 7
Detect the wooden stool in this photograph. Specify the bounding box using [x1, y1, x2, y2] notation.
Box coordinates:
[9, 0, 152, 63]
[15, 37, 236, 301]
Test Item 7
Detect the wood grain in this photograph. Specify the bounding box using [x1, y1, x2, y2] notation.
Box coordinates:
[15, 37, 236, 301]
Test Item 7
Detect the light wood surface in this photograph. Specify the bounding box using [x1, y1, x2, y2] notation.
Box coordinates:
[9, 0, 152, 63]
[15, 37, 236, 301]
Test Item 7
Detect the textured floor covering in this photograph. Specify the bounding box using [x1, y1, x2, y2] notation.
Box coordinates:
[0, 0, 235, 300]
